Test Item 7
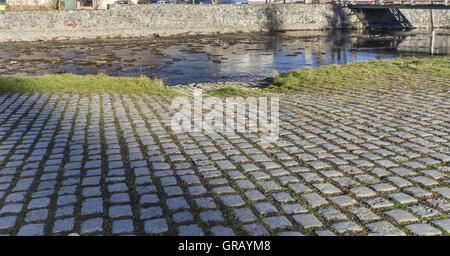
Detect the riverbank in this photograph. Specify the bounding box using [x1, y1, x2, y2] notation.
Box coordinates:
[0, 74, 178, 95]
[4, 30, 449, 85]
[198, 56, 450, 96]
[266, 55, 450, 92]
[1, 56, 448, 95]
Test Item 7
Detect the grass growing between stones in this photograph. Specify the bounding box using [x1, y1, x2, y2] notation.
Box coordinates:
[207, 56, 450, 96]
[206, 87, 262, 97]
[267, 56, 450, 93]
[0, 74, 180, 96]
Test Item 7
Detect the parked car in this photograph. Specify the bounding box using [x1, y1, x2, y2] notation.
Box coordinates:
[0, 0, 5, 12]
[114, 0, 135, 4]
[155, 0, 176, 3]
[137, 0, 150, 3]
[181, 0, 213, 3]
[219, 0, 249, 3]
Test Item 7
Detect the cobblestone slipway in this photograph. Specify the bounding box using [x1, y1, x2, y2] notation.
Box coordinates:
[0, 76, 449, 236]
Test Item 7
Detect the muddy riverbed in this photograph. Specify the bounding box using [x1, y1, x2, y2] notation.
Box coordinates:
[0, 30, 448, 85]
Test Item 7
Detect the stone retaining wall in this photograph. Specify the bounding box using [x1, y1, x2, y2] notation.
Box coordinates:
[403, 9, 450, 29]
[0, 4, 448, 42]
[0, 4, 354, 42]
[353, 8, 450, 30]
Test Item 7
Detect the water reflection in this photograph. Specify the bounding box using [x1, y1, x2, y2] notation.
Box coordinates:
[397, 30, 450, 55]
[0, 30, 448, 85]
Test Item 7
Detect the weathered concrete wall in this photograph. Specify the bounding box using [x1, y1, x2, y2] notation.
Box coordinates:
[0, 4, 355, 42]
[353, 8, 450, 30]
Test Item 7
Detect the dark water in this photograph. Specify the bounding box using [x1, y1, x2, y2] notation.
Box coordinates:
[0, 30, 448, 85]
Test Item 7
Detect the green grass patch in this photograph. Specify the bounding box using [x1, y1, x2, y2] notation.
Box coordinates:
[0, 74, 179, 96]
[206, 56, 450, 97]
[266, 56, 450, 93]
[1, 56, 448, 96]
[206, 86, 261, 97]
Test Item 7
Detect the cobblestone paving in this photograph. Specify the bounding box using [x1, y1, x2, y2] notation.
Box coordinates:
[0, 76, 449, 236]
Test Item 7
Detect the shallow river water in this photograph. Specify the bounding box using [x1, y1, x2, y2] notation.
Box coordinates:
[0, 30, 449, 85]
